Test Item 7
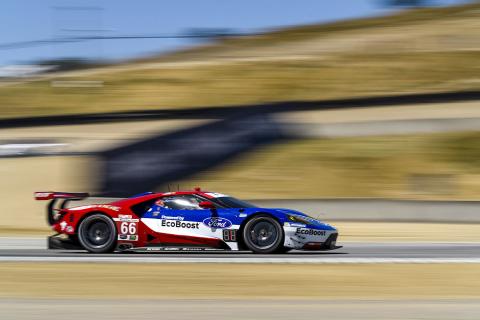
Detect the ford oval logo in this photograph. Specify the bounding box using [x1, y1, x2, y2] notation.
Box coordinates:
[203, 217, 232, 229]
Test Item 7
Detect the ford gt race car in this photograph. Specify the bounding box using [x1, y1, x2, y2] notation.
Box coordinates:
[35, 189, 340, 254]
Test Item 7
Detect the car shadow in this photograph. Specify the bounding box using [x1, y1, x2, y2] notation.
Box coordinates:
[57, 249, 348, 256]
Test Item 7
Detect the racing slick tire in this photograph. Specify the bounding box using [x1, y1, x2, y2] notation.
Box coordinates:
[78, 214, 117, 253]
[243, 215, 284, 254]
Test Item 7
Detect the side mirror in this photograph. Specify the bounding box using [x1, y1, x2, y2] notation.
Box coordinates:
[199, 201, 215, 209]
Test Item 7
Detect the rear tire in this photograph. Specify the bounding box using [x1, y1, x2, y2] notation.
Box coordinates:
[78, 214, 116, 253]
[242, 215, 284, 254]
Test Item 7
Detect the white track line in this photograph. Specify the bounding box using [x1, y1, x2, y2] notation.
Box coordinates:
[2, 237, 480, 250]
[2, 257, 480, 264]
[0, 237, 45, 250]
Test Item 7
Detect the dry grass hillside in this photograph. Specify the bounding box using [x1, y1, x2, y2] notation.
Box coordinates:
[173, 131, 480, 200]
[1, 3, 480, 118]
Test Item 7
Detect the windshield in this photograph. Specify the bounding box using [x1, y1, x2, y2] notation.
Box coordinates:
[214, 197, 256, 208]
[162, 195, 201, 210]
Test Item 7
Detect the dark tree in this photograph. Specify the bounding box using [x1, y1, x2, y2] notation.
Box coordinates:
[36, 58, 107, 72]
[382, 0, 434, 7]
[182, 28, 239, 40]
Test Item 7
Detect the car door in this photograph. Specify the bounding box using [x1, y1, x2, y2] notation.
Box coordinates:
[141, 195, 222, 241]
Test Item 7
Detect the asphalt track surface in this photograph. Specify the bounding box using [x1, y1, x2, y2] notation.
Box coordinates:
[2, 238, 480, 319]
[1, 238, 480, 263]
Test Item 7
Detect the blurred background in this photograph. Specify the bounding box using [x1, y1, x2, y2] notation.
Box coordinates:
[1, 0, 480, 229]
[2, 1, 480, 319]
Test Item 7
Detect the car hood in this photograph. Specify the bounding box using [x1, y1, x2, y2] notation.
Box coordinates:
[255, 208, 336, 230]
[267, 208, 308, 216]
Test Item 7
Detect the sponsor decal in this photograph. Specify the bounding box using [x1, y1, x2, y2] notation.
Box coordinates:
[288, 214, 320, 224]
[97, 205, 121, 211]
[146, 247, 220, 252]
[118, 234, 138, 241]
[203, 217, 232, 229]
[284, 222, 307, 228]
[160, 215, 184, 221]
[69, 205, 94, 211]
[116, 220, 138, 241]
[161, 220, 200, 229]
[113, 217, 139, 223]
[117, 214, 135, 222]
[35, 192, 52, 198]
[59, 221, 74, 233]
[295, 228, 326, 236]
[69, 204, 120, 212]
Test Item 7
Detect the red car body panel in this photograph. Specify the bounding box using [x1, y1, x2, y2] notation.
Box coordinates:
[46, 191, 226, 249]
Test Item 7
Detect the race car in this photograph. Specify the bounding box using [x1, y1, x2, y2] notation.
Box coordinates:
[35, 188, 340, 254]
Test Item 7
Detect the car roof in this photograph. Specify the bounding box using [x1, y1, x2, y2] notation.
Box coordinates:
[108, 189, 227, 206]
[158, 191, 228, 199]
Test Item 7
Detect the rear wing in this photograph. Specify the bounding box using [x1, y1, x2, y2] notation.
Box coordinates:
[34, 191, 89, 226]
[34, 192, 89, 201]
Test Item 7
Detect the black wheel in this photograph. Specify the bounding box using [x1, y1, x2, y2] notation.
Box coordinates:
[78, 214, 116, 253]
[242, 215, 284, 254]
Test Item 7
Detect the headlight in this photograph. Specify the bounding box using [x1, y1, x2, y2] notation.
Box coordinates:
[287, 215, 311, 225]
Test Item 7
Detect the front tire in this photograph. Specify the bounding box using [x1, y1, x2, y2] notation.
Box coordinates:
[78, 214, 116, 253]
[243, 215, 284, 254]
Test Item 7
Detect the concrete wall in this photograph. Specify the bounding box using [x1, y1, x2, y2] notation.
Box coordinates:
[0, 156, 94, 231]
[3, 155, 480, 232]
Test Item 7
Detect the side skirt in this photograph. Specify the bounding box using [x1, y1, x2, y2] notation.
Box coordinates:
[123, 246, 227, 252]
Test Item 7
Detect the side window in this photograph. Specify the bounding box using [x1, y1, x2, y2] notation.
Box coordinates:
[161, 195, 201, 210]
[130, 198, 161, 217]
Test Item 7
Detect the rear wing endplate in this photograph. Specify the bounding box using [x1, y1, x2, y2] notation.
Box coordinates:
[34, 191, 89, 226]
[34, 192, 89, 201]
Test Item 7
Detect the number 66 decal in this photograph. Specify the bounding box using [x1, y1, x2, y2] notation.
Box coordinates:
[120, 222, 137, 235]
[113, 217, 139, 241]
